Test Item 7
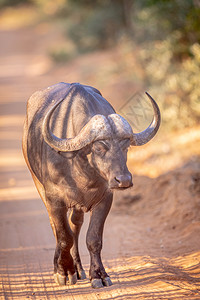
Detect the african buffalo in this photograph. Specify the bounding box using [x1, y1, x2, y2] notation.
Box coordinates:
[22, 82, 160, 288]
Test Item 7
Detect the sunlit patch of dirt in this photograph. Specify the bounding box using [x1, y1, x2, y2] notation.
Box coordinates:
[105, 253, 200, 299]
[128, 126, 200, 177]
[113, 157, 200, 261]
[1, 252, 199, 299]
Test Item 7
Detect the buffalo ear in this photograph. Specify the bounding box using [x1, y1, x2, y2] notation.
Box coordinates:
[58, 151, 78, 159]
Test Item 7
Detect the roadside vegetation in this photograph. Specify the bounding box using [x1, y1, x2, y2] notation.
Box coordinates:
[0, 0, 200, 131]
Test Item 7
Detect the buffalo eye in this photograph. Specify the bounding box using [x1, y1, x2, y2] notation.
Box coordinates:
[93, 141, 109, 156]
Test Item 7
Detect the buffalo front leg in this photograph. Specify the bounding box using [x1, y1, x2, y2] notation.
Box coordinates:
[47, 203, 77, 286]
[86, 193, 113, 288]
[68, 208, 86, 280]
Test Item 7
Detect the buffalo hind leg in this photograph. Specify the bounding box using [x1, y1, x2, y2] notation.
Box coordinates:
[47, 203, 77, 286]
[30, 178, 77, 285]
[68, 208, 86, 280]
[86, 193, 113, 288]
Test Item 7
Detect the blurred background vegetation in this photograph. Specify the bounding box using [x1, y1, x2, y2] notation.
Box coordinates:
[0, 0, 200, 131]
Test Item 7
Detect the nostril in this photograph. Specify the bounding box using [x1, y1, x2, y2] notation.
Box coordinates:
[114, 175, 132, 187]
[115, 176, 121, 183]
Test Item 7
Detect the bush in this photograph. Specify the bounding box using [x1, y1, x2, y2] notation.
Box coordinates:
[67, 5, 123, 52]
[134, 0, 200, 59]
[139, 37, 200, 130]
[49, 48, 75, 63]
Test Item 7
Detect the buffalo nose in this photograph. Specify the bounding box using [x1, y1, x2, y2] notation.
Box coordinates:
[115, 174, 133, 188]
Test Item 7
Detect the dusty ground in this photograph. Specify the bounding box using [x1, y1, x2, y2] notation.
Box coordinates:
[0, 10, 200, 299]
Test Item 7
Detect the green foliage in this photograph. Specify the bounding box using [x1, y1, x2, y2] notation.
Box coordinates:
[51, 0, 200, 61]
[2, 0, 199, 130]
[67, 4, 123, 52]
[49, 48, 74, 63]
[52, 0, 200, 129]
[139, 37, 200, 130]
[135, 0, 200, 59]
[65, 0, 130, 53]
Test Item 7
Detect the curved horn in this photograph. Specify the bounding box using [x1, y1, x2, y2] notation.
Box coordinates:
[42, 98, 111, 152]
[131, 92, 161, 146]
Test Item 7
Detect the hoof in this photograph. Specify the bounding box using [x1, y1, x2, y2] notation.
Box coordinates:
[102, 277, 113, 287]
[91, 278, 104, 289]
[68, 272, 77, 285]
[78, 269, 86, 280]
[54, 273, 67, 286]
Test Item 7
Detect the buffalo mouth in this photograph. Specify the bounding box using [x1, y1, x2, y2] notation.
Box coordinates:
[109, 182, 133, 190]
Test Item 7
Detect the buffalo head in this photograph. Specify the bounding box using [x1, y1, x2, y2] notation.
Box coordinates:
[42, 92, 160, 190]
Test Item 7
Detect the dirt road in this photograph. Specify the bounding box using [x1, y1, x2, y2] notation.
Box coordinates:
[0, 23, 200, 299]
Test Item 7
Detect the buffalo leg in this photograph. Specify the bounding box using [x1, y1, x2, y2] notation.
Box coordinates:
[47, 203, 77, 286]
[86, 193, 113, 288]
[68, 208, 86, 280]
